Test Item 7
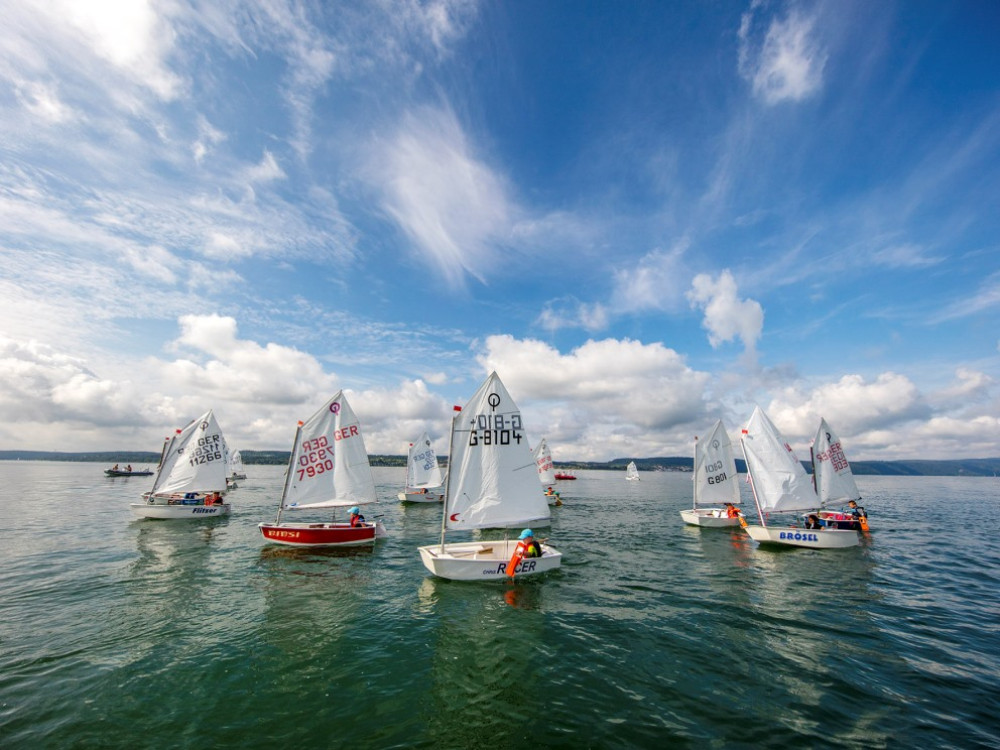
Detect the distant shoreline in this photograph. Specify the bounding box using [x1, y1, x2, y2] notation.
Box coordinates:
[2, 451, 999, 477]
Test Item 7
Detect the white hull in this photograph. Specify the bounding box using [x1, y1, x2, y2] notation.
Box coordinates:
[398, 490, 444, 503]
[679, 508, 742, 528]
[418, 539, 562, 581]
[130, 502, 231, 520]
[744, 524, 860, 548]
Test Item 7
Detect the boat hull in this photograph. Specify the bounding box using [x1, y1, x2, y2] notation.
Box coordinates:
[258, 521, 385, 547]
[679, 508, 742, 528]
[554, 473, 576, 480]
[418, 540, 562, 581]
[130, 503, 231, 519]
[106, 470, 153, 477]
[744, 524, 860, 548]
[397, 490, 444, 503]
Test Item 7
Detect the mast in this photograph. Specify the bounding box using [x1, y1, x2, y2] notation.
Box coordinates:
[740, 430, 768, 528]
[438, 409, 459, 551]
[274, 422, 303, 525]
[691, 435, 699, 510]
[148, 433, 179, 497]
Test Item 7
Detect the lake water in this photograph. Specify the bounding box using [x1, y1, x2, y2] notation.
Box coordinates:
[0, 462, 998, 749]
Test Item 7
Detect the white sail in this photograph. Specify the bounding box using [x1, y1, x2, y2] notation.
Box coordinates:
[151, 410, 229, 496]
[406, 432, 443, 489]
[626, 461, 640, 481]
[282, 391, 377, 511]
[741, 407, 818, 514]
[693, 420, 741, 507]
[228, 449, 245, 476]
[445, 372, 550, 530]
[533, 438, 556, 485]
[812, 418, 861, 507]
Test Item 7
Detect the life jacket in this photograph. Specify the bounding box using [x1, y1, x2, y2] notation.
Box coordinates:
[519, 540, 542, 558]
[726, 506, 740, 518]
[350, 514, 365, 527]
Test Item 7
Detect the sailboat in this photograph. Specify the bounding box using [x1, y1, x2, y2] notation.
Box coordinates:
[258, 391, 386, 547]
[680, 419, 742, 527]
[812, 419, 868, 531]
[397, 432, 444, 503]
[740, 407, 859, 549]
[228, 449, 247, 481]
[533, 437, 562, 506]
[418, 372, 562, 580]
[129, 410, 231, 520]
[625, 461, 640, 481]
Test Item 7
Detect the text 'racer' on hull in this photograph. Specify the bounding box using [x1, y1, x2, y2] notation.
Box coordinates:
[129, 409, 231, 520]
[680, 419, 742, 527]
[418, 371, 562, 581]
[740, 407, 859, 549]
[259, 391, 386, 547]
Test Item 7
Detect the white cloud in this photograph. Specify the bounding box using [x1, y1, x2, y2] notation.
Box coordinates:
[476, 334, 711, 460]
[687, 270, 764, 354]
[245, 150, 286, 185]
[535, 299, 608, 333]
[366, 106, 517, 288]
[611, 244, 690, 314]
[739, 6, 826, 104]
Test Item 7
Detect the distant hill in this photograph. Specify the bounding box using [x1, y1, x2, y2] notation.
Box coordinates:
[5, 451, 998, 477]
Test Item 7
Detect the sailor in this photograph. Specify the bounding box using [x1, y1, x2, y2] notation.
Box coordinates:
[725, 502, 741, 518]
[348, 506, 366, 527]
[516, 529, 542, 558]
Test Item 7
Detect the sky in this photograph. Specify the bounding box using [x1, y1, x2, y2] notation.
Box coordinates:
[1, 0, 999, 462]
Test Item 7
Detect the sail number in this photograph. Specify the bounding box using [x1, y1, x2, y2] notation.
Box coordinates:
[704, 460, 728, 485]
[298, 435, 334, 479]
[188, 434, 224, 466]
[414, 447, 436, 470]
[469, 413, 523, 447]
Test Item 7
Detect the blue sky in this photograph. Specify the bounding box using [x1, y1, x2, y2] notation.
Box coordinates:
[1, 0, 998, 461]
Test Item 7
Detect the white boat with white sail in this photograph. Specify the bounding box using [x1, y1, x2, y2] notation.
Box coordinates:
[228, 449, 247, 481]
[680, 419, 742, 527]
[130, 410, 231, 520]
[533, 437, 562, 506]
[625, 461, 640, 481]
[259, 391, 386, 547]
[418, 372, 562, 581]
[398, 432, 444, 503]
[740, 407, 859, 549]
[812, 419, 869, 531]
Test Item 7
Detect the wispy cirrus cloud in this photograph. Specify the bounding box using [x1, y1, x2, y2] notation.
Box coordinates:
[738, 3, 827, 104]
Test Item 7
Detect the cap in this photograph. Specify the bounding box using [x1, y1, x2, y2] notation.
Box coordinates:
[349, 506, 360, 515]
[519, 529, 534, 539]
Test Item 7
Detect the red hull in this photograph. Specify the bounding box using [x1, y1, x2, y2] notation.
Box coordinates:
[554, 473, 576, 480]
[258, 522, 376, 547]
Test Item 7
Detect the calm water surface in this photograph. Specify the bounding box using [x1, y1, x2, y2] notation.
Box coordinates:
[0, 462, 998, 749]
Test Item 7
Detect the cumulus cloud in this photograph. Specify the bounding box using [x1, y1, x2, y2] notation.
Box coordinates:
[476, 334, 711, 460]
[687, 270, 764, 355]
[366, 106, 517, 288]
[738, 4, 827, 104]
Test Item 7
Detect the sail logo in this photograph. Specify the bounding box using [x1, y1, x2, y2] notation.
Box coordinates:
[778, 531, 819, 542]
[329, 402, 340, 414]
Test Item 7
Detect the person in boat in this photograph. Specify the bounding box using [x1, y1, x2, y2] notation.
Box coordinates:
[204, 492, 222, 506]
[348, 506, 366, 527]
[126, 464, 132, 472]
[112, 464, 119, 471]
[517, 529, 543, 558]
[805, 514, 826, 530]
[847, 500, 867, 521]
[725, 502, 741, 518]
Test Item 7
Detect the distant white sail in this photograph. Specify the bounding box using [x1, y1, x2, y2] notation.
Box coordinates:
[283, 391, 377, 511]
[812, 418, 861, 507]
[151, 410, 229, 496]
[406, 432, 443, 489]
[445, 372, 550, 530]
[693, 420, 740, 507]
[533, 438, 556, 486]
[625, 461, 640, 481]
[741, 407, 818, 514]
